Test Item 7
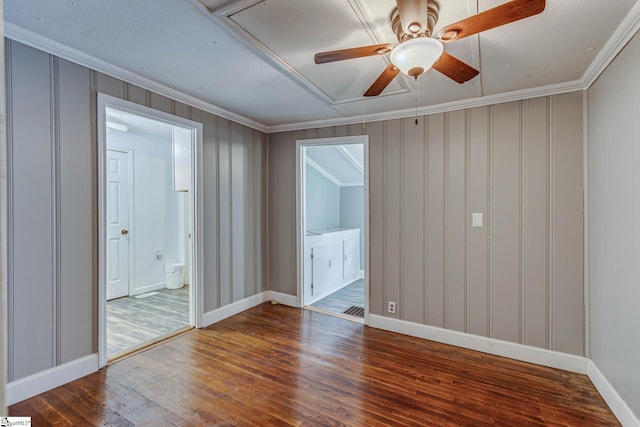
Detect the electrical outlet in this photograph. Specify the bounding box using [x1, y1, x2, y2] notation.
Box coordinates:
[388, 301, 396, 314]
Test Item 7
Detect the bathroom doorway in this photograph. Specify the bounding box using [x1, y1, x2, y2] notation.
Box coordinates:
[296, 136, 369, 322]
[97, 94, 203, 366]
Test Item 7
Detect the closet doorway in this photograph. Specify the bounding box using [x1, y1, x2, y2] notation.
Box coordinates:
[296, 135, 369, 322]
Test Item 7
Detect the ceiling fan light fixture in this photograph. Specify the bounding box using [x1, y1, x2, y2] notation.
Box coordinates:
[390, 37, 443, 77]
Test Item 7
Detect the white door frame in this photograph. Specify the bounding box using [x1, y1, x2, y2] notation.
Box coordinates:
[295, 135, 370, 324]
[105, 147, 134, 300]
[97, 93, 204, 368]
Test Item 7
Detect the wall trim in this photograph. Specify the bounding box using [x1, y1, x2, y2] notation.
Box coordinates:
[264, 291, 299, 307]
[582, 0, 640, 89]
[582, 89, 591, 359]
[4, 301, 638, 426]
[201, 292, 267, 327]
[295, 135, 370, 312]
[368, 314, 588, 374]
[4, 19, 581, 135]
[129, 281, 166, 297]
[587, 360, 640, 427]
[268, 82, 585, 133]
[6, 354, 99, 406]
[0, 2, 7, 411]
[3, 23, 268, 134]
[97, 94, 205, 368]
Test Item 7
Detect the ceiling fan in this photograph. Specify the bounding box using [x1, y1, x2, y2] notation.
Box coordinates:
[314, 0, 546, 96]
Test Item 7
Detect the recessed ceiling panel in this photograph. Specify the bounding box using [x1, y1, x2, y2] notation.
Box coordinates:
[229, 0, 403, 102]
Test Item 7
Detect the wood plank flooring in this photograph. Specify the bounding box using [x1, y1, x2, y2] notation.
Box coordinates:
[10, 304, 619, 426]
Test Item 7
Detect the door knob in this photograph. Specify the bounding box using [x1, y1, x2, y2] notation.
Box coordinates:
[121, 229, 129, 235]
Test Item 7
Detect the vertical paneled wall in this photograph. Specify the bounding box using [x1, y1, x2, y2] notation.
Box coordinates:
[268, 92, 584, 355]
[588, 30, 640, 416]
[196, 112, 266, 312]
[0, 1, 7, 412]
[4, 39, 266, 382]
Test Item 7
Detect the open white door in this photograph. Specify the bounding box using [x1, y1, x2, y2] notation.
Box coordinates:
[106, 149, 130, 300]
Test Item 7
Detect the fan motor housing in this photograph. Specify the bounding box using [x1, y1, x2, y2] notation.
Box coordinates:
[391, 0, 441, 42]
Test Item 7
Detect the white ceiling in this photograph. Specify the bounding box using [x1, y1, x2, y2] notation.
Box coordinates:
[4, 0, 640, 132]
[107, 107, 174, 139]
[306, 144, 365, 187]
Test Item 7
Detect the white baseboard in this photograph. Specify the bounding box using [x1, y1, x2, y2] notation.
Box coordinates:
[6, 354, 99, 406]
[368, 314, 588, 374]
[201, 292, 268, 327]
[587, 360, 640, 426]
[264, 291, 299, 307]
[129, 281, 166, 296]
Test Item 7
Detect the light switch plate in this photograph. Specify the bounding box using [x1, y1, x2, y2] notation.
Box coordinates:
[472, 213, 484, 228]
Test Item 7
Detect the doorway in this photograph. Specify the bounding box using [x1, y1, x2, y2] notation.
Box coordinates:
[97, 94, 203, 367]
[296, 136, 369, 322]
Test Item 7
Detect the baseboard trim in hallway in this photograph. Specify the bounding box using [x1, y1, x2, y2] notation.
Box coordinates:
[369, 314, 588, 373]
[6, 354, 99, 406]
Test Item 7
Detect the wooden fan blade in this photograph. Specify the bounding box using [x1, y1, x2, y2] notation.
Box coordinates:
[437, 0, 545, 43]
[364, 64, 400, 97]
[314, 44, 393, 64]
[432, 52, 479, 84]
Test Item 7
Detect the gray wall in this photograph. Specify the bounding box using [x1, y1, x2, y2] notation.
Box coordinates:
[4, 39, 266, 382]
[588, 30, 640, 417]
[305, 165, 340, 231]
[268, 93, 584, 355]
[1, 0, 7, 412]
[340, 185, 364, 270]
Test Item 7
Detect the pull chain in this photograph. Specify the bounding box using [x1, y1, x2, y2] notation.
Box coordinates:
[415, 76, 419, 125]
[362, 101, 366, 130]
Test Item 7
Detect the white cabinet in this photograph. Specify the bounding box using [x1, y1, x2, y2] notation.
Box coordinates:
[304, 228, 360, 304]
[311, 241, 342, 298]
[342, 237, 359, 281]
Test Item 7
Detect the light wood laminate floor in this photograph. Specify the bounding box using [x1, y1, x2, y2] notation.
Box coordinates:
[11, 304, 619, 426]
[107, 285, 189, 356]
[310, 279, 364, 315]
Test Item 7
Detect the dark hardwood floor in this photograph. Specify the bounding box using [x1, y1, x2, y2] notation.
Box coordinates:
[10, 304, 619, 426]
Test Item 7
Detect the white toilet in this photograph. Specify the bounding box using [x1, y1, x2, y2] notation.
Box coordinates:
[165, 263, 185, 289]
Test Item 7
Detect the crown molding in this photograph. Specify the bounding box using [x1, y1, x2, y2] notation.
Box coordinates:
[581, 0, 640, 89]
[266, 79, 585, 133]
[264, 1, 640, 133]
[3, 23, 269, 133]
[5, 0, 640, 135]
